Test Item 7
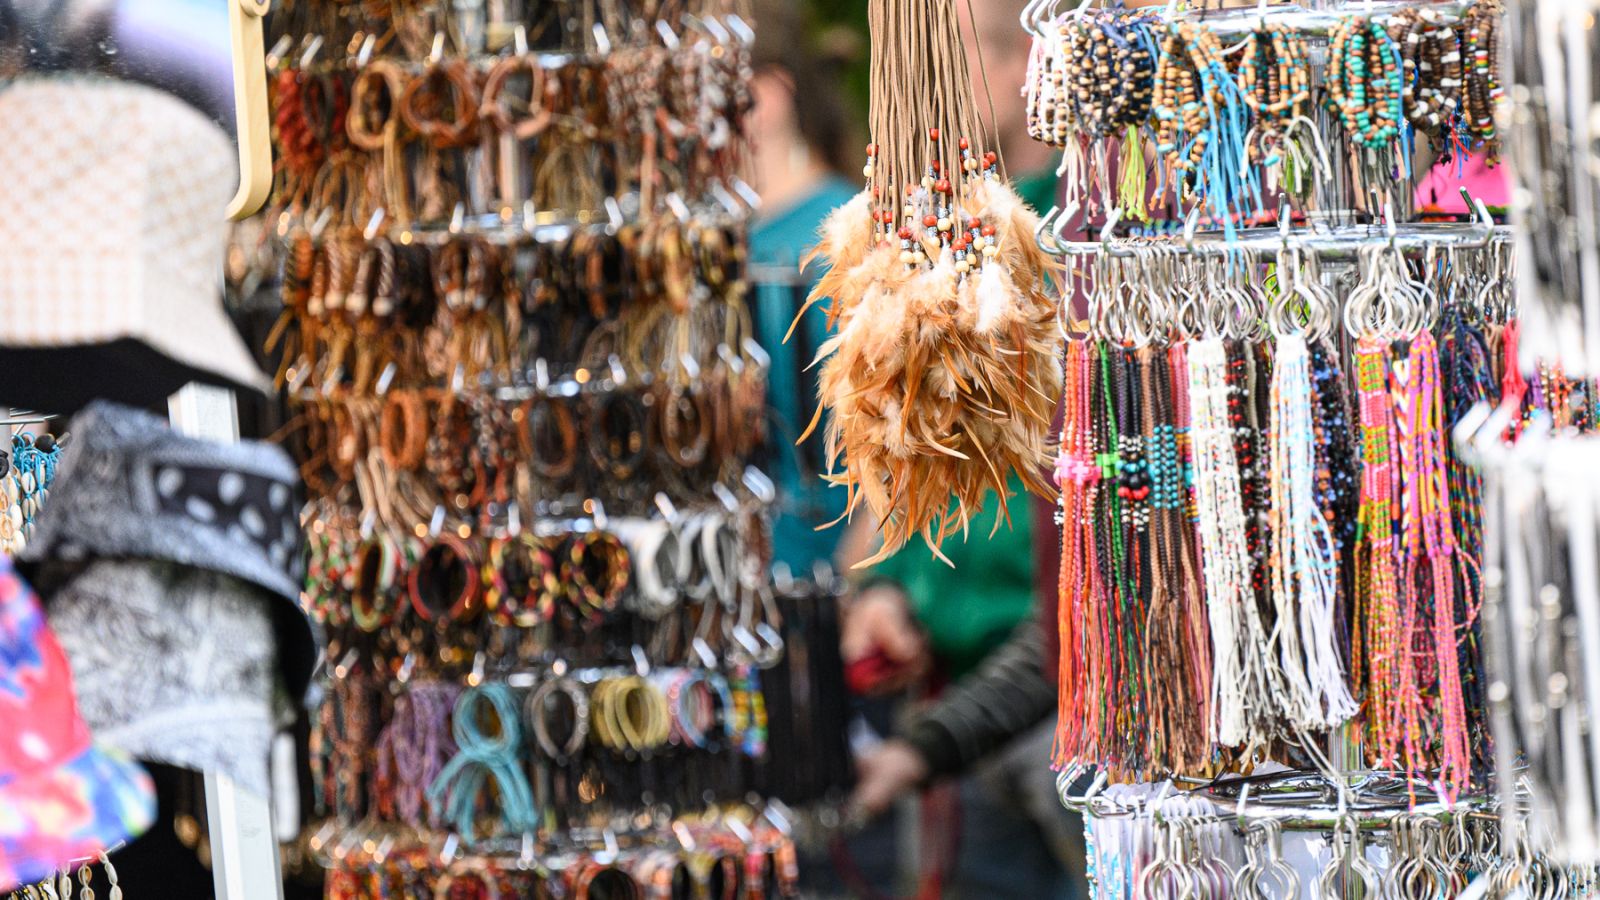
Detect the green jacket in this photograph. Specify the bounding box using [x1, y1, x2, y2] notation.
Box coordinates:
[871, 474, 1037, 678]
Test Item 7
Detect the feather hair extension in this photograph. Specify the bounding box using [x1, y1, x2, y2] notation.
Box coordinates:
[790, 0, 1062, 564]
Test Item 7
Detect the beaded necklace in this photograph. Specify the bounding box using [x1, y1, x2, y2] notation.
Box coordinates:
[1440, 313, 1493, 770]
[1353, 339, 1405, 766]
[1104, 344, 1148, 771]
[1170, 341, 1212, 725]
[1055, 339, 1103, 767]
[1309, 340, 1360, 662]
[1386, 336, 1431, 779]
[1139, 346, 1209, 774]
[1187, 338, 1269, 749]
[1227, 343, 1270, 603]
[1091, 340, 1122, 765]
[1399, 332, 1475, 797]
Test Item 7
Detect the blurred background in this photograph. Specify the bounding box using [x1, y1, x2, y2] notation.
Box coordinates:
[743, 1, 1081, 897]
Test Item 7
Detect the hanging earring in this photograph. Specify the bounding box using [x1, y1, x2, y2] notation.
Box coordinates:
[75, 863, 92, 900]
[98, 853, 120, 900]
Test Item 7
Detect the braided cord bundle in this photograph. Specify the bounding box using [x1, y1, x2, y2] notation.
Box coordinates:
[1267, 334, 1360, 731]
[377, 680, 461, 826]
[1186, 339, 1258, 747]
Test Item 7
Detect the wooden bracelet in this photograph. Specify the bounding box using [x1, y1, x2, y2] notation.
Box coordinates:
[588, 390, 648, 481]
[348, 60, 408, 151]
[408, 533, 481, 623]
[520, 395, 579, 481]
[380, 389, 428, 471]
[400, 59, 480, 148]
[481, 54, 552, 141]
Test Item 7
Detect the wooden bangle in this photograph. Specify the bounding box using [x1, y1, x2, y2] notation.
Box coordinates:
[380, 389, 428, 471]
[480, 54, 552, 141]
[521, 395, 578, 481]
[588, 390, 648, 481]
[408, 533, 481, 623]
[400, 59, 480, 148]
[348, 60, 408, 151]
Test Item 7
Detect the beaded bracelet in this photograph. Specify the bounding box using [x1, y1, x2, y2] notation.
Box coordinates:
[564, 529, 631, 621]
[1239, 22, 1312, 165]
[1387, 8, 1462, 139]
[1459, 0, 1502, 147]
[484, 533, 560, 628]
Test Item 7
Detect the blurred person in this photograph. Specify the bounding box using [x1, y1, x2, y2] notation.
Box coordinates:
[746, 0, 862, 576]
[838, 1, 1082, 898]
[743, 5, 910, 896]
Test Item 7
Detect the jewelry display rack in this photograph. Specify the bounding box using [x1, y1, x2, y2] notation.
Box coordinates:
[1030, 0, 1540, 895]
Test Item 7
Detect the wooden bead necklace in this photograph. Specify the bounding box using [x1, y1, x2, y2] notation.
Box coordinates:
[1327, 16, 1406, 152]
[1387, 8, 1463, 142]
[1239, 22, 1312, 165]
[1459, 0, 1503, 149]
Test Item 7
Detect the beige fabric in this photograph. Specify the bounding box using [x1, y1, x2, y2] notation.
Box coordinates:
[0, 77, 267, 392]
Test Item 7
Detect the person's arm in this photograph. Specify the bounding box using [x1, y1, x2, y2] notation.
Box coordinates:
[851, 616, 1052, 816]
[899, 615, 1052, 777]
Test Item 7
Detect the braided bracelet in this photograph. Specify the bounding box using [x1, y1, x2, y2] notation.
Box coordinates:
[565, 529, 631, 620]
[399, 58, 480, 148]
[526, 675, 590, 760]
[480, 54, 552, 141]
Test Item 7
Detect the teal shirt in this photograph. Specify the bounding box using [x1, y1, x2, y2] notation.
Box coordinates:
[749, 176, 861, 576]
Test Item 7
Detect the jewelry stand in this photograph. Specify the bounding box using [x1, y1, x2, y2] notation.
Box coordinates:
[169, 382, 284, 900]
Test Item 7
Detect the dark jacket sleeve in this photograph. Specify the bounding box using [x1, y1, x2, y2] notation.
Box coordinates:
[898, 616, 1054, 779]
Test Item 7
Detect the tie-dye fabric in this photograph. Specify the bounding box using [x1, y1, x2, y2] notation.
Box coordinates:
[0, 556, 155, 891]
